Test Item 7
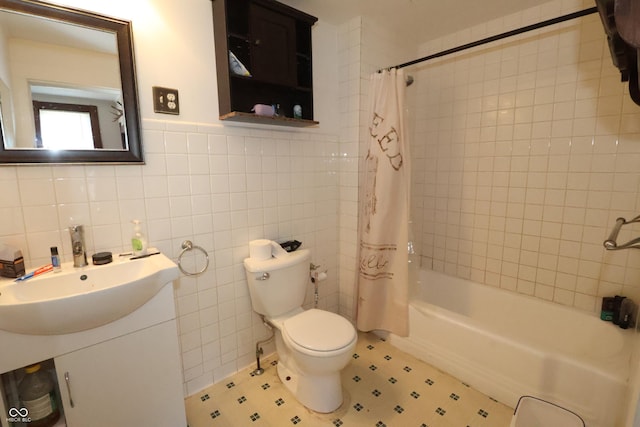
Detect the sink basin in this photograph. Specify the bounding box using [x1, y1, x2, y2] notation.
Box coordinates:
[0, 253, 178, 335]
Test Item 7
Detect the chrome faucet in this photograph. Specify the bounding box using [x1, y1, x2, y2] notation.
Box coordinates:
[69, 225, 88, 267]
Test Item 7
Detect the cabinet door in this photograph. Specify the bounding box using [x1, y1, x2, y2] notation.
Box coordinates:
[249, 2, 296, 86]
[55, 321, 185, 427]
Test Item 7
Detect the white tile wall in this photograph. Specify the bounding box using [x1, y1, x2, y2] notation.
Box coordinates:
[409, 0, 640, 312]
[337, 17, 363, 321]
[0, 120, 341, 395]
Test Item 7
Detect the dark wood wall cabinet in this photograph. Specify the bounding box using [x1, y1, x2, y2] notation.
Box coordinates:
[212, 0, 318, 126]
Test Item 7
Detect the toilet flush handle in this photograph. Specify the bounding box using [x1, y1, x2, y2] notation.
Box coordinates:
[257, 272, 270, 281]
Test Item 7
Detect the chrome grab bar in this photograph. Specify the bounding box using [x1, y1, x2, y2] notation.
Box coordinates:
[604, 215, 640, 250]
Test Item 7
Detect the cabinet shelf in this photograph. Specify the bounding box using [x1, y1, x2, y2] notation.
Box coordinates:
[212, 0, 317, 127]
[228, 31, 249, 40]
[220, 111, 318, 126]
[229, 74, 312, 91]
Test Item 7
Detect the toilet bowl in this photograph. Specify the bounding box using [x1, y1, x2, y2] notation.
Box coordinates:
[244, 243, 358, 413]
[270, 308, 357, 413]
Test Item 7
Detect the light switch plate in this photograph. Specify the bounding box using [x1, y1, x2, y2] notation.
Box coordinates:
[152, 86, 180, 115]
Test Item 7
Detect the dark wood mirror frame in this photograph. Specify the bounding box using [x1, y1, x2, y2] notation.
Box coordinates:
[0, 0, 143, 164]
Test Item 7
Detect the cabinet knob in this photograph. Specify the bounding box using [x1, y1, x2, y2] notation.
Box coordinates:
[254, 39, 261, 46]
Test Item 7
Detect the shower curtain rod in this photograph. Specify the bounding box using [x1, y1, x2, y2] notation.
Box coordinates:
[380, 6, 598, 72]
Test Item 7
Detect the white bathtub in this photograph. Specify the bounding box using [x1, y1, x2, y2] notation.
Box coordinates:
[388, 269, 632, 427]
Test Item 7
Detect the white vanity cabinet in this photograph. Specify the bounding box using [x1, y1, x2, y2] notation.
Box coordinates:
[55, 320, 184, 427]
[0, 282, 186, 427]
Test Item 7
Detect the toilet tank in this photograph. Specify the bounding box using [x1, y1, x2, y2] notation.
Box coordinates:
[244, 249, 311, 317]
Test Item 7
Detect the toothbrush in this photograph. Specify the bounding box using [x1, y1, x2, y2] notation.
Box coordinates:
[15, 264, 54, 282]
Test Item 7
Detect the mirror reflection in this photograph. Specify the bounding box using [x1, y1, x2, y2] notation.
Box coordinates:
[1, 8, 124, 150]
[0, 0, 143, 164]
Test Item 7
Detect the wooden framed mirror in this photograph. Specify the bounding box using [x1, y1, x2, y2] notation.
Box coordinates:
[0, 0, 143, 164]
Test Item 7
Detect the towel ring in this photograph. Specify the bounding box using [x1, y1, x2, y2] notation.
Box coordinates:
[177, 240, 209, 276]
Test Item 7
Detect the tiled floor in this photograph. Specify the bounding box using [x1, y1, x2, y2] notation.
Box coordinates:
[185, 332, 514, 426]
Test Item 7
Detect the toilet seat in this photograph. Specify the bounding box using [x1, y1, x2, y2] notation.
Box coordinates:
[283, 309, 356, 355]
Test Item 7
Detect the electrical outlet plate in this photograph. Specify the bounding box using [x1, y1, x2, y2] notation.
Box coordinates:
[152, 86, 180, 115]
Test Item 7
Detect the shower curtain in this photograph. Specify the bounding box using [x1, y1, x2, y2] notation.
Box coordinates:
[356, 69, 410, 337]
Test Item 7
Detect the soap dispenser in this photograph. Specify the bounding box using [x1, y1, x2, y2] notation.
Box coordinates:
[131, 220, 148, 256]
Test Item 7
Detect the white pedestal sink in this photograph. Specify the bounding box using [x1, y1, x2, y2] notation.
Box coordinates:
[0, 253, 178, 335]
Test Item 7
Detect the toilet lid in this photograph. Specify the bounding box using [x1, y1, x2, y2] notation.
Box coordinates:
[283, 309, 356, 352]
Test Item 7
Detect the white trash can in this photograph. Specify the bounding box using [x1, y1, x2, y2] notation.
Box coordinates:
[510, 396, 585, 427]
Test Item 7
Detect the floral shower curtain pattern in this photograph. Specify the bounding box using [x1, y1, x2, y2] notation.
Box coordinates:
[356, 68, 410, 337]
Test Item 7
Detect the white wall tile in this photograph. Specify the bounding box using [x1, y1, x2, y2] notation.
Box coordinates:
[408, 1, 640, 313]
[0, 123, 341, 392]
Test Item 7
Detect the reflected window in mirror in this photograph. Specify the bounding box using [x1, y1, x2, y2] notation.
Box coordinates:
[33, 101, 103, 149]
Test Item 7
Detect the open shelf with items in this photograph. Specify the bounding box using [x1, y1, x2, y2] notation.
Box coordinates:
[220, 111, 318, 126]
[1, 359, 65, 427]
[212, 0, 318, 126]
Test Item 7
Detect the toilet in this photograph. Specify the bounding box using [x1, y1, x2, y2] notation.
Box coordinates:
[510, 396, 585, 427]
[244, 245, 357, 413]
